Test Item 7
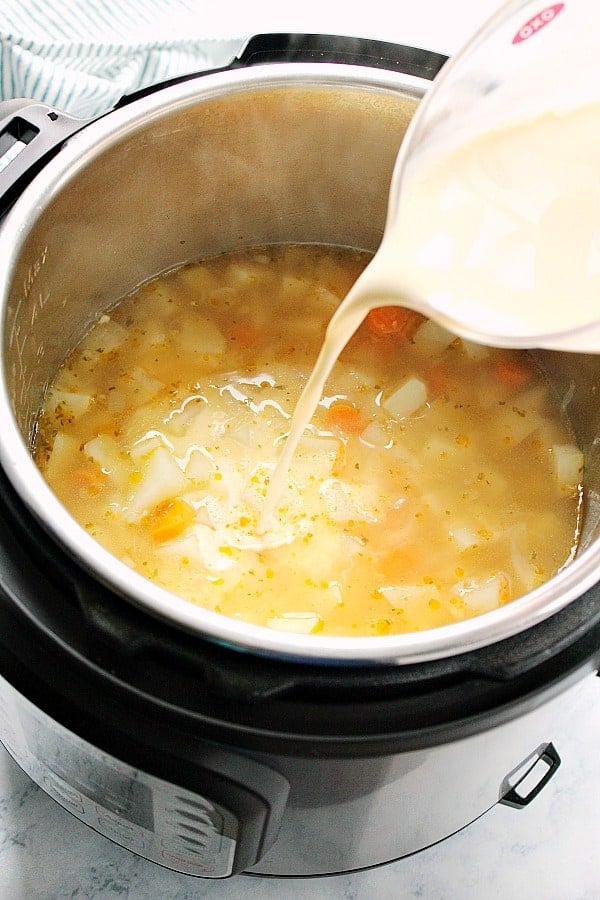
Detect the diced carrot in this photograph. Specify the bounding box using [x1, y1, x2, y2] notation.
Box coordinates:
[325, 400, 364, 434]
[229, 322, 259, 347]
[494, 356, 533, 388]
[362, 331, 397, 357]
[71, 465, 107, 495]
[145, 497, 195, 542]
[428, 363, 449, 394]
[365, 306, 424, 338]
[378, 546, 420, 581]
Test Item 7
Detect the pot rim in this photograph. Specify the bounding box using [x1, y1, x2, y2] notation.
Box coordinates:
[0, 61, 597, 665]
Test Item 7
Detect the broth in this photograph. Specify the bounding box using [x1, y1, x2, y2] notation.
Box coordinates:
[35, 244, 582, 636]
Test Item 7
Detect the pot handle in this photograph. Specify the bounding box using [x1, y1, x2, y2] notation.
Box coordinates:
[0, 99, 85, 214]
[499, 742, 561, 809]
[113, 32, 449, 108]
[231, 32, 448, 81]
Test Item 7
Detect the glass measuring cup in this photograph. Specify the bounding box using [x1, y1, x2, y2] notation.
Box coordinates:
[370, 0, 600, 352]
[259, 1, 599, 529]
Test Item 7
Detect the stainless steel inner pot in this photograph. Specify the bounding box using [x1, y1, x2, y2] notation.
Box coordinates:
[0, 62, 599, 664]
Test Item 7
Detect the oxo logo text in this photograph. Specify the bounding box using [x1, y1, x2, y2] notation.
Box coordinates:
[512, 3, 565, 44]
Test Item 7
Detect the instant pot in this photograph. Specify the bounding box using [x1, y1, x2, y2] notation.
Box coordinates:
[0, 33, 598, 878]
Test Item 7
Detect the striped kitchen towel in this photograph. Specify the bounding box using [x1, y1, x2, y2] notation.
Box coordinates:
[0, 0, 242, 119]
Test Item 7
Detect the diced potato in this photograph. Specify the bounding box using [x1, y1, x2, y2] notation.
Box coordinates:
[536, 418, 567, 449]
[412, 319, 456, 355]
[44, 388, 92, 420]
[492, 392, 545, 446]
[319, 478, 379, 523]
[449, 526, 481, 551]
[205, 286, 238, 306]
[380, 584, 441, 606]
[119, 399, 173, 448]
[177, 317, 226, 356]
[360, 420, 392, 448]
[145, 279, 185, 312]
[125, 446, 186, 521]
[184, 447, 216, 483]
[83, 434, 130, 488]
[78, 317, 127, 355]
[495, 411, 538, 448]
[314, 284, 342, 310]
[164, 395, 208, 438]
[52, 368, 84, 393]
[44, 433, 80, 482]
[331, 368, 378, 397]
[460, 339, 490, 360]
[382, 376, 427, 419]
[129, 432, 168, 466]
[280, 275, 312, 300]
[453, 573, 510, 613]
[139, 324, 167, 348]
[551, 443, 584, 493]
[289, 434, 341, 486]
[286, 527, 345, 577]
[227, 261, 271, 286]
[123, 367, 164, 403]
[164, 524, 236, 572]
[172, 405, 224, 446]
[226, 421, 253, 446]
[421, 435, 454, 463]
[510, 528, 542, 592]
[379, 583, 463, 628]
[267, 612, 323, 634]
[176, 264, 218, 296]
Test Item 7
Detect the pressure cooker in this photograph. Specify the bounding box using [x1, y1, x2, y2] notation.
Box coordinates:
[0, 33, 597, 878]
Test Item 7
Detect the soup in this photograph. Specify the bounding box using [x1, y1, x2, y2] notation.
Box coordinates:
[35, 244, 582, 636]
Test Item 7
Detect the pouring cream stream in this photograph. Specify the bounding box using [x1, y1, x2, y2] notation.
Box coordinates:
[259, 98, 600, 531]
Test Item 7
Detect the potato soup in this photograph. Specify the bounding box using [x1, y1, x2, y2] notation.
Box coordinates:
[35, 244, 583, 637]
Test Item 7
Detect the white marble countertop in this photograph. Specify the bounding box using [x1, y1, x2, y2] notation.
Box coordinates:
[1, 1, 599, 897]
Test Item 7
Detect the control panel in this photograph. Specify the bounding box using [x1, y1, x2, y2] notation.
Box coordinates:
[0, 673, 288, 877]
